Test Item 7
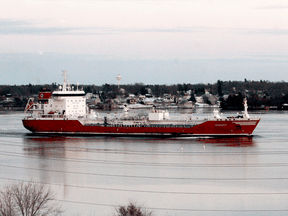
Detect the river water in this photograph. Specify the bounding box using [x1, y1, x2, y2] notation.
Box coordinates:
[0, 109, 288, 216]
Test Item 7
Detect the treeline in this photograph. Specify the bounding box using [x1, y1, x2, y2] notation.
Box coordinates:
[84, 83, 208, 97]
[85, 80, 288, 100]
[1, 80, 288, 109]
[3, 80, 286, 98]
[0, 83, 58, 96]
[217, 80, 288, 109]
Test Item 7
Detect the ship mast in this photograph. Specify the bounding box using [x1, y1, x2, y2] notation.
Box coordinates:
[62, 70, 68, 92]
[243, 98, 250, 119]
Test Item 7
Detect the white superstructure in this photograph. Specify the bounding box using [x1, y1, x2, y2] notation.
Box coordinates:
[44, 95, 86, 117]
[26, 70, 86, 118]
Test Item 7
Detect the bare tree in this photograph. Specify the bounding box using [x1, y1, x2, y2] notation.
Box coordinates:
[0, 182, 63, 216]
[115, 202, 153, 216]
[0, 187, 16, 216]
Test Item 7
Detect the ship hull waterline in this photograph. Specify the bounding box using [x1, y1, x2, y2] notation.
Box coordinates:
[22, 118, 260, 137]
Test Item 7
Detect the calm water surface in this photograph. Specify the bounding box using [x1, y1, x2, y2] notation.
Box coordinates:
[0, 109, 288, 216]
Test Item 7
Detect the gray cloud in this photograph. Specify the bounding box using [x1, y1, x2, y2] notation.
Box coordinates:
[0, 19, 28, 27]
[252, 5, 288, 10]
[0, 19, 212, 35]
[241, 28, 288, 35]
[0, 19, 84, 35]
[1, 18, 288, 36]
[111, 26, 207, 33]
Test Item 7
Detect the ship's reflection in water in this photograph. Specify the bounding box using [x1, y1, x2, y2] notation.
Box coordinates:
[196, 136, 255, 147]
[22, 135, 256, 156]
[22, 136, 256, 159]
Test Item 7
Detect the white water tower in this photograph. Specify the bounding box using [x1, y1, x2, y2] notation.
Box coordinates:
[116, 74, 122, 88]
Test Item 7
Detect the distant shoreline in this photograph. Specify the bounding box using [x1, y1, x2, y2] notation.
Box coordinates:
[0, 107, 24, 112]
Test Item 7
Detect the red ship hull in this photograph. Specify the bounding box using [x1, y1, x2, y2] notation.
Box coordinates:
[22, 118, 260, 137]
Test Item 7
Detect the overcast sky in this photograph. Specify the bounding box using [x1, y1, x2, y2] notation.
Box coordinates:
[1, 0, 288, 85]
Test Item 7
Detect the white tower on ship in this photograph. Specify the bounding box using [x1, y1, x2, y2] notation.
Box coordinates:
[62, 70, 69, 92]
[116, 74, 122, 89]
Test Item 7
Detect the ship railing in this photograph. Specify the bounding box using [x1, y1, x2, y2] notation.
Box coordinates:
[26, 114, 68, 119]
[85, 123, 197, 128]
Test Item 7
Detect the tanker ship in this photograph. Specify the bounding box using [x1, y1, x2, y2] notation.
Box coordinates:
[22, 71, 260, 137]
